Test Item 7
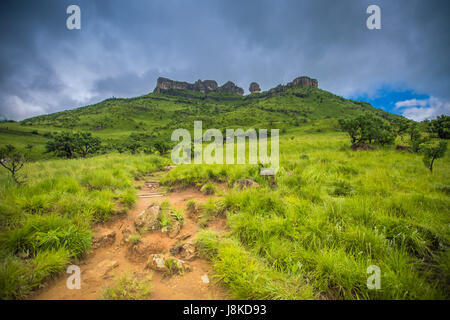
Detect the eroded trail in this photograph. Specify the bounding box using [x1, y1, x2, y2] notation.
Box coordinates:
[30, 168, 229, 300]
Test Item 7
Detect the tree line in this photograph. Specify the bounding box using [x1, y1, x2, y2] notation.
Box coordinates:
[339, 113, 448, 172]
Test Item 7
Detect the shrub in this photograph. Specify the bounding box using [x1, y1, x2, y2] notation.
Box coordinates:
[339, 113, 396, 146]
[128, 234, 141, 245]
[0, 144, 27, 184]
[102, 272, 152, 300]
[420, 140, 448, 172]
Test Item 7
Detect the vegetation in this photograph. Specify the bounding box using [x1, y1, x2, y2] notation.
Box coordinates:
[429, 115, 450, 139]
[0, 145, 27, 184]
[186, 132, 449, 299]
[338, 113, 396, 146]
[102, 271, 152, 300]
[0, 84, 448, 300]
[45, 131, 101, 158]
[0, 154, 166, 299]
[128, 234, 142, 245]
[420, 140, 448, 172]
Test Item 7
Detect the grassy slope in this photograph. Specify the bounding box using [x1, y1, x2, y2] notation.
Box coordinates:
[0, 154, 167, 299]
[0, 85, 448, 300]
[164, 132, 450, 299]
[0, 86, 403, 152]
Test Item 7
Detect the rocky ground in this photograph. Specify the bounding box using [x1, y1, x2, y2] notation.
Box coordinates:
[29, 167, 229, 300]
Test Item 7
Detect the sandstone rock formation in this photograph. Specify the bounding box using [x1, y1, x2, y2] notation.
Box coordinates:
[217, 81, 244, 95]
[249, 82, 261, 93]
[153, 75, 317, 97]
[287, 76, 318, 88]
[154, 77, 244, 95]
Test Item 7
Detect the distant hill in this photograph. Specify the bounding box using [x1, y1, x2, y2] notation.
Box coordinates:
[16, 76, 404, 137]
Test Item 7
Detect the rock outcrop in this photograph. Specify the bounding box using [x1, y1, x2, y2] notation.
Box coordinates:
[218, 81, 244, 95]
[249, 82, 261, 93]
[287, 76, 318, 88]
[134, 204, 161, 233]
[153, 75, 317, 97]
[154, 77, 244, 95]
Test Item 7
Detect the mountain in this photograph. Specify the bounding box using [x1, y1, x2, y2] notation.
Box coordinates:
[0, 75, 406, 158]
[17, 76, 401, 132]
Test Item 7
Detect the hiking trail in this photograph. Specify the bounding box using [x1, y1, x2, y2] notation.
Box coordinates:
[30, 167, 229, 300]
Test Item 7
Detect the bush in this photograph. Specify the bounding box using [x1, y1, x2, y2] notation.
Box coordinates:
[430, 115, 450, 139]
[46, 132, 101, 158]
[0, 144, 27, 184]
[420, 140, 448, 172]
[102, 272, 152, 300]
[339, 113, 396, 146]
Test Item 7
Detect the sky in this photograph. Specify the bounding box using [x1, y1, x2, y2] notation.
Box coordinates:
[0, 0, 449, 121]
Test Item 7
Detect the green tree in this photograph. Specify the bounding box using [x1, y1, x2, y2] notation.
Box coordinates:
[152, 139, 171, 154]
[0, 144, 27, 184]
[339, 113, 396, 146]
[46, 132, 77, 158]
[430, 115, 450, 139]
[46, 131, 101, 158]
[409, 123, 424, 152]
[75, 132, 101, 157]
[393, 118, 411, 139]
[420, 140, 448, 173]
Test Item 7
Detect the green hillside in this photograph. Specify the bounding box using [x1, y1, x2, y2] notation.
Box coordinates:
[0, 85, 405, 151]
[1, 81, 448, 300]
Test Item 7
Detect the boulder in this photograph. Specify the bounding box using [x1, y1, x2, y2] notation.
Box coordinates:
[249, 82, 261, 94]
[234, 179, 260, 189]
[168, 221, 182, 239]
[170, 241, 196, 260]
[134, 205, 161, 233]
[146, 254, 190, 275]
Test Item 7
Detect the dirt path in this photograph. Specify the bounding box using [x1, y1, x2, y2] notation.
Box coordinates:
[30, 168, 229, 300]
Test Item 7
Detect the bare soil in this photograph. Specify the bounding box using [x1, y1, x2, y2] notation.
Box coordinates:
[29, 169, 229, 300]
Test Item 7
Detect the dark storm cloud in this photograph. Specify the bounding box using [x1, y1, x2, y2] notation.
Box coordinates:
[0, 0, 449, 120]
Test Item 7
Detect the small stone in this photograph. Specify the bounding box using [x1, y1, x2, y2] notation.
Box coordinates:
[201, 274, 210, 284]
[92, 231, 116, 248]
[97, 260, 119, 277]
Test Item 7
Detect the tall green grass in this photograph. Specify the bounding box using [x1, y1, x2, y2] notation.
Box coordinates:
[181, 132, 449, 299]
[0, 153, 166, 299]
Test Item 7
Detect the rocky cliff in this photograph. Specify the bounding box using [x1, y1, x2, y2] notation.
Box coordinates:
[287, 76, 318, 88]
[153, 76, 317, 96]
[154, 77, 244, 95]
